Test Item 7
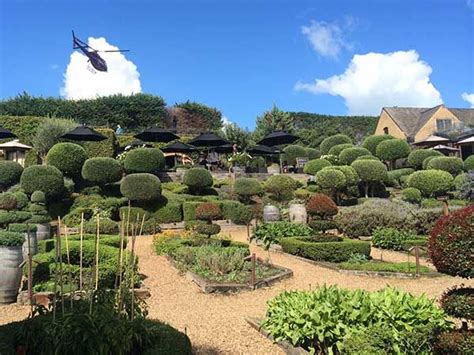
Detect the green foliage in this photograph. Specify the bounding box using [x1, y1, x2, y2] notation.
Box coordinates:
[182, 201, 202, 221]
[32, 118, 77, 156]
[328, 143, 353, 157]
[0, 115, 43, 145]
[81, 157, 123, 184]
[401, 187, 422, 204]
[222, 123, 253, 150]
[0, 210, 31, 226]
[385, 167, 414, 187]
[362, 134, 395, 155]
[262, 285, 451, 354]
[320, 134, 352, 155]
[338, 147, 371, 165]
[162, 181, 189, 194]
[375, 138, 411, 164]
[308, 220, 338, 233]
[46, 143, 87, 178]
[306, 147, 320, 160]
[0, 161, 23, 189]
[195, 223, 221, 237]
[13, 191, 28, 210]
[0, 231, 24, 247]
[31, 190, 46, 204]
[195, 202, 222, 221]
[81, 128, 118, 158]
[306, 193, 338, 218]
[264, 175, 298, 201]
[303, 158, 331, 175]
[354, 155, 379, 161]
[120, 173, 161, 201]
[371, 227, 421, 251]
[454, 173, 470, 191]
[229, 204, 254, 225]
[316, 168, 346, 190]
[282, 145, 307, 165]
[407, 169, 454, 197]
[83, 218, 119, 234]
[339, 261, 430, 273]
[254, 105, 294, 142]
[440, 286, 474, 322]
[408, 149, 443, 169]
[153, 202, 183, 223]
[8, 223, 37, 233]
[124, 148, 165, 173]
[20, 165, 64, 199]
[351, 160, 387, 182]
[176, 100, 222, 130]
[252, 221, 312, 249]
[324, 165, 359, 185]
[183, 168, 213, 194]
[426, 156, 464, 175]
[465, 155, 474, 171]
[233, 178, 262, 202]
[434, 330, 474, 355]
[0, 192, 17, 210]
[422, 155, 438, 170]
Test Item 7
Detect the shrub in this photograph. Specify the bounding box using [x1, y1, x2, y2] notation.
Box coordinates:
[303, 158, 331, 175]
[440, 286, 474, 323]
[182, 201, 201, 221]
[153, 202, 183, 224]
[355, 155, 379, 161]
[220, 200, 242, 220]
[230, 204, 254, 225]
[465, 155, 474, 171]
[123, 148, 165, 173]
[195, 223, 221, 237]
[308, 220, 337, 233]
[252, 221, 312, 248]
[0, 231, 24, 247]
[338, 147, 371, 165]
[0, 161, 23, 189]
[306, 193, 338, 219]
[13, 191, 28, 210]
[195, 202, 222, 221]
[264, 175, 298, 201]
[31, 190, 46, 204]
[408, 149, 443, 169]
[316, 169, 346, 193]
[385, 167, 414, 187]
[233, 178, 263, 203]
[429, 205, 474, 278]
[162, 181, 189, 194]
[454, 173, 470, 191]
[426, 156, 464, 175]
[375, 138, 411, 167]
[422, 155, 438, 169]
[351, 160, 388, 197]
[401, 187, 422, 203]
[81, 157, 123, 184]
[306, 148, 320, 160]
[371, 227, 421, 251]
[0, 192, 17, 210]
[323, 165, 359, 186]
[46, 143, 88, 178]
[362, 134, 395, 155]
[282, 145, 307, 166]
[434, 330, 474, 355]
[81, 128, 118, 158]
[120, 173, 161, 201]
[328, 143, 353, 157]
[83, 218, 119, 234]
[7, 223, 37, 233]
[20, 165, 64, 199]
[407, 169, 454, 197]
[183, 168, 213, 194]
[320, 134, 352, 155]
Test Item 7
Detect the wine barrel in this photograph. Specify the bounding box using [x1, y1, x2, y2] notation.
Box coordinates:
[0, 246, 23, 304]
[263, 205, 280, 223]
[289, 204, 307, 224]
[22, 231, 38, 261]
[36, 223, 51, 241]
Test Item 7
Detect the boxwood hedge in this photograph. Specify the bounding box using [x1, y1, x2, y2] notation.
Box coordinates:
[46, 143, 88, 178]
[0, 161, 23, 189]
[124, 148, 165, 174]
[182, 168, 213, 194]
[426, 156, 464, 175]
[81, 157, 123, 184]
[407, 169, 453, 197]
[120, 173, 161, 201]
[407, 149, 443, 169]
[20, 165, 65, 199]
[320, 134, 352, 155]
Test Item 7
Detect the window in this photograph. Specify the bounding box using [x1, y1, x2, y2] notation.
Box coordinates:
[436, 119, 452, 132]
[383, 127, 389, 135]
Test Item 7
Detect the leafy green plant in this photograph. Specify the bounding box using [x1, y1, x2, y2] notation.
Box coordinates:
[251, 221, 312, 249]
[233, 178, 263, 203]
[120, 173, 161, 201]
[371, 227, 421, 251]
[0, 161, 23, 190]
[46, 142, 88, 179]
[20, 165, 65, 199]
[408, 169, 454, 197]
[0, 231, 24, 247]
[401, 187, 422, 204]
[81, 157, 123, 185]
[426, 156, 464, 175]
[303, 158, 331, 175]
[182, 168, 213, 195]
[123, 148, 165, 174]
[264, 175, 298, 201]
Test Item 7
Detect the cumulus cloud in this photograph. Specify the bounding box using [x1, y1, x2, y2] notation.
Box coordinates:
[61, 37, 141, 99]
[462, 92, 474, 107]
[301, 20, 352, 59]
[295, 50, 443, 115]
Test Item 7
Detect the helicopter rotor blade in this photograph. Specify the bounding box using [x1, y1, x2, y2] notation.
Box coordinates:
[100, 49, 130, 53]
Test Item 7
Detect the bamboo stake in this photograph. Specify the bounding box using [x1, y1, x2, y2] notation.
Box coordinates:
[117, 214, 126, 311]
[79, 213, 84, 292]
[26, 223, 33, 315]
[64, 225, 73, 310]
[94, 215, 100, 291]
[57, 217, 64, 316]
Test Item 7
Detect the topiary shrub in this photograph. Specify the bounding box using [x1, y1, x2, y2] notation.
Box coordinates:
[233, 178, 263, 203]
[440, 285, 473, 326]
[81, 157, 123, 184]
[0, 161, 23, 190]
[0, 230, 25, 247]
[328, 143, 353, 157]
[407, 169, 453, 197]
[315, 169, 346, 195]
[195, 202, 222, 222]
[306, 148, 321, 160]
[13, 191, 28, 210]
[453, 173, 470, 192]
[308, 221, 338, 233]
[153, 202, 183, 224]
[351, 160, 388, 197]
[362, 134, 395, 155]
[283, 145, 308, 166]
[338, 147, 372, 165]
[355, 155, 379, 161]
[20, 165, 64, 199]
[407, 149, 443, 169]
[422, 155, 438, 170]
[31, 190, 46, 204]
[375, 138, 411, 169]
[123, 148, 165, 174]
[306, 193, 338, 219]
[46, 142, 88, 179]
[83, 218, 119, 234]
[428, 205, 473, 278]
[195, 223, 221, 237]
[385, 168, 414, 187]
[183, 168, 213, 195]
[120, 173, 161, 201]
[320, 134, 352, 155]
[401, 187, 422, 204]
[465, 155, 474, 171]
[264, 175, 298, 201]
[0, 192, 17, 211]
[426, 156, 464, 175]
[303, 158, 331, 175]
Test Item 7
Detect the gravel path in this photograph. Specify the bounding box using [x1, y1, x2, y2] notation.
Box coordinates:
[1, 228, 472, 354]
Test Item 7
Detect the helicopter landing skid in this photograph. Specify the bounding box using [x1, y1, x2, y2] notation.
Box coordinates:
[87, 63, 97, 74]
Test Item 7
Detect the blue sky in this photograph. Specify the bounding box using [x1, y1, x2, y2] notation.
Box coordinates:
[0, 0, 473, 128]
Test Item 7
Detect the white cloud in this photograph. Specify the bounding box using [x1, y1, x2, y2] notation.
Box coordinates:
[462, 92, 474, 107]
[61, 37, 141, 99]
[301, 20, 352, 59]
[295, 50, 443, 115]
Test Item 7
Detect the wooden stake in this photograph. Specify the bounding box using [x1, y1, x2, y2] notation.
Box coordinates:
[64, 225, 73, 309]
[415, 246, 420, 277]
[26, 223, 33, 315]
[251, 253, 256, 290]
[57, 217, 64, 316]
[79, 213, 84, 292]
[94, 215, 100, 290]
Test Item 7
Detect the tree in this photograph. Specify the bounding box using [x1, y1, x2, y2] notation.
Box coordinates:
[254, 105, 294, 142]
[222, 122, 253, 150]
[375, 139, 411, 170]
[176, 100, 223, 131]
[351, 160, 388, 197]
[33, 118, 77, 159]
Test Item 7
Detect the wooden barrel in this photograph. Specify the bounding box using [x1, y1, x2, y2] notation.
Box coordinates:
[263, 205, 280, 223]
[0, 246, 23, 304]
[22, 231, 38, 261]
[289, 204, 307, 224]
[267, 165, 280, 174]
[176, 168, 188, 182]
[36, 223, 51, 241]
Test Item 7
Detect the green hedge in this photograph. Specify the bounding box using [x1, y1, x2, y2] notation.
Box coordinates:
[465, 155, 474, 171]
[182, 168, 213, 194]
[153, 202, 183, 223]
[338, 147, 371, 165]
[426, 156, 464, 175]
[0, 161, 23, 189]
[46, 143, 88, 178]
[362, 134, 395, 155]
[407, 169, 453, 197]
[81, 128, 118, 158]
[328, 143, 354, 157]
[120, 173, 161, 201]
[20, 165, 65, 199]
[124, 148, 165, 173]
[81, 157, 123, 184]
[407, 149, 442, 169]
[303, 158, 331, 175]
[183, 201, 202, 221]
[37, 234, 126, 253]
[0, 115, 43, 145]
[320, 134, 352, 155]
[280, 237, 371, 263]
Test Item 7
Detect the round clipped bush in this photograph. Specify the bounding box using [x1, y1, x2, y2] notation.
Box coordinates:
[316, 169, 346, 191]
[407, 149, 443, 169]
[195, 202, 222, 221]
[422, 155, 438, 170]
[46, 143, 88, 178]
[195, 223, 221, 237]
[82, 157, 123, 184]
[306, 193, 338, 219]
[440, 286, 474, 323]
[362, 134, 395, 155]
[283, 145, 308, 166]
[13, 191, 28, 210]
[234, 178, 263, 203]
[31, 191, 46, 204]
[123, 148, 165, 174]
[454, 173, 470, 191]
[0, 161, 23, 189]
[20, 165, 64, 199]
[120, 173, 161, 201]
[0, 192, 17, 210]
[351, 160, 387, 183]
[464, 155, 474, 171]
[426, 156, 464, 175]
[323, 165, 359, 185]
[355, 155, 379, 161]
[338, 147, 372, 165]
[407, 169, 453, 197]
[429, 205, 473, 278]
[303, 158, 331, 175]
[265, 175, 298, 201]
[306, 148, 321, 160]
[182, 168, 213, 194]
[328, 143, 353, 157]
[320, 134, 352, 155]
[401, 187, 422, 204]
[375, 139, 411, 167]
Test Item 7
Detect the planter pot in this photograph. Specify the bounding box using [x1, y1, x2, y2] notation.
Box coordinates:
[289, 204, 307, 224]
[263, 205, 280, 223]
[267, 166, 280, 174]
[0, 246, 23, 304]
[36, 223, 51, 241]
[22, 231, 38, 261]
[232, 166, 245, 175]
[175, 168, 188, 182]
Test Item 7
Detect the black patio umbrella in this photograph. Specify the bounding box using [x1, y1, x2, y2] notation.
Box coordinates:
[61, 125, 107, 142]
[188, 132, 229, 147]
[0, 126, 16, 139]
[134, 127, 180, 143]
[246, 145, 280, 155]
[213, 144, 234, 154]
[161, 141, 198, 154]
[257, 131, 299, 146]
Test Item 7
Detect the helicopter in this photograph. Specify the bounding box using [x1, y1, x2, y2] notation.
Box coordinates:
[72, 31, 129, 72]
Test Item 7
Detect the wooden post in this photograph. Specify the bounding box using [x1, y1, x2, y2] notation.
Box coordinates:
[414, 246, 420, 277]
[26, 223, 33, 313]
[94, 215, 100, 290]
[442, 200, 449, 216]
[251, 253, 256, 289]
[79, 213, 84, 292]
[57, 217, 64, 316]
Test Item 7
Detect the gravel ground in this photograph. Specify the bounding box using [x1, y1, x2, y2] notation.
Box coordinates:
[1, 228, 472, 354]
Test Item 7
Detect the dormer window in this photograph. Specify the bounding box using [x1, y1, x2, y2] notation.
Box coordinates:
[436, 119, 452, 132]
[383, 127, 389, 135]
